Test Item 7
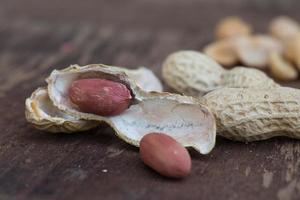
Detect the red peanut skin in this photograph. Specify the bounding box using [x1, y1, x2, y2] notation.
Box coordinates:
[140, 133, 192, 178]
[69, 79, 132, 116]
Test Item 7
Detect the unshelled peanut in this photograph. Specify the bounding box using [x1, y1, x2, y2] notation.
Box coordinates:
[69, 79, 132, 116]
[203, 87, 300, 141]
[162, 51, 225, 96]
[140, 133, 191, 178]
[162, 51, 278, 97]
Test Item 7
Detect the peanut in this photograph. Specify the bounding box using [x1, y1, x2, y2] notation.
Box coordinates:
[204, 35, 283, 69]
[269, 16, 300, 42]
[206, 16, 300, 80]
[203, 38, 239, 67]
[140, 133, 191, 178]
[269, 51, 298, 81]
[269, 16, 300, 71]
[69, 79, 132, 116]
[221, 67, 279, 89]
[46, 64, 216, 154]
[162, 51, 279, 97]
[162, 51, 225, 96]
[233, 35, 283, 69]
[203, 87, 300, 141]
[215, 16, 252, 39]
[284, 34, 300, 70]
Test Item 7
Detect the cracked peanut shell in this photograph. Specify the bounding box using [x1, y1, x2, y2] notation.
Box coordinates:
[26, 64, 216, 154]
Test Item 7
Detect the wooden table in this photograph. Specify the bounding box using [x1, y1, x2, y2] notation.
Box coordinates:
[1, 0, 300, 199]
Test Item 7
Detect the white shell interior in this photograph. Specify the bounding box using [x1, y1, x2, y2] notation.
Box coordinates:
[25, 87, 99, 133]
[124, 67, 163, 92]
[110, 98, 215, 154]
[29, 88, 77, 120]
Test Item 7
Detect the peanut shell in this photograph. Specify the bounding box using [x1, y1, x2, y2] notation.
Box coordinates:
[30, 64, 217, 154]
[25, 87, 98, 133]
[162, 51, 279, 97]
[203, 87, 300, 141]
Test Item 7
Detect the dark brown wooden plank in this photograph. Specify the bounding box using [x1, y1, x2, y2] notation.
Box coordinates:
[1, 1, 300, 200]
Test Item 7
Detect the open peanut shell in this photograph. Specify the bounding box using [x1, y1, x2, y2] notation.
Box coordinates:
[26, 64, 216, 154]
[25, 66, 162, 133]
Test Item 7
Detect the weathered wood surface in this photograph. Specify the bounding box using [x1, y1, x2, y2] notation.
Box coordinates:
[1, 0, 300, 199]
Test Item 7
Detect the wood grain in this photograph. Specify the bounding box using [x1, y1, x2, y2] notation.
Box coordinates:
[1, 0, 300, 199]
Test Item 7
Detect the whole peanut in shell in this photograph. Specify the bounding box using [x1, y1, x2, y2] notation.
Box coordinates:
[140, 133, 192, 178]
[203, 87, 300, 141]
[69, 79, 132, 116]
[162, 51, 279, 97]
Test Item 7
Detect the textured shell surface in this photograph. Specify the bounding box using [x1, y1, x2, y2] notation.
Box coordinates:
[203, 87, 300, 141]
[162, 50, 279, 97]
[121, 67, 163, 92]
[162, 51, 225, 96]
[221, 67, 280, 89]
[46, 64, 216, 154]
[25, 87, 98, 133]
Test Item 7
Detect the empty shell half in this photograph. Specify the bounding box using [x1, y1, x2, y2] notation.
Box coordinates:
[25, 87, 99, 133]
[45, 64, 216, 154]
